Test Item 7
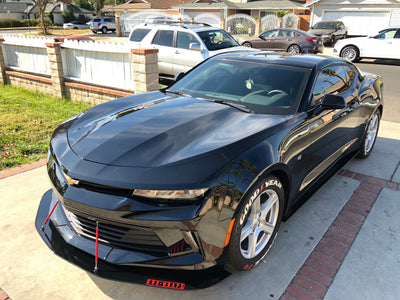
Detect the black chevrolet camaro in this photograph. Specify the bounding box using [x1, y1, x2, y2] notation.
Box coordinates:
[36, 52, 383, 289]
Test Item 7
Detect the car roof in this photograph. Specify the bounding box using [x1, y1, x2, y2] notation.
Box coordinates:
[135, 23, 221, 32]
[212, 51, 347, 70]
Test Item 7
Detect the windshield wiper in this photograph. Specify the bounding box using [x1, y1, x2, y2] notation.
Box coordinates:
[207, 99, 253, 113]
[165, 89, 191, 97]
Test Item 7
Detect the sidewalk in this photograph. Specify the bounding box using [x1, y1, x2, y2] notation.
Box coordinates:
[0, 121, 399, 300]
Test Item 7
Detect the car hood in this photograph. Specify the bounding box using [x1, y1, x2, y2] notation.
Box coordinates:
[67, 92, 287, 168]
[309, 29, 334, 35]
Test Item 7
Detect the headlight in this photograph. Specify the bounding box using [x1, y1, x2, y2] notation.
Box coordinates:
[133, 188, 209, 200]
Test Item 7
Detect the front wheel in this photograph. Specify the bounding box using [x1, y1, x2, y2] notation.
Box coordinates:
[225, 175, 284, 271]
[242, 42, 253, 48]
[340, 45, 359, 62]
[92, 30, 97, 34]
[358, 110, 380, 159]
[287, 44, 300, 53]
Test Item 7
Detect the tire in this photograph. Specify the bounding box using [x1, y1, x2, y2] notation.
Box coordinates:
[101, 27, 108, 34]
[287, 44, 300, 53]
[357, 110, 380, 159]
[330, 35, 336, 45]
[226, 175, 284, 271]
[73, 27, 78, 30]
[92, 30, 97, 34]
[242, 42, 253, 48]
[340, 45, 359, 62]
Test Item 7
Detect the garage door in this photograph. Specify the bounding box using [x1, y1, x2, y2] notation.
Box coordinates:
[323, 11, 390, 36]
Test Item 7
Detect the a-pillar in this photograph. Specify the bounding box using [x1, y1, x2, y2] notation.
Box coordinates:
[131, 48, 159, 94]
[46, 42, 65, 98]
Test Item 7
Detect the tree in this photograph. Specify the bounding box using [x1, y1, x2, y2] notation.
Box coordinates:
[32, 0, 72, 35]
[94, 0, 104, 17]
[73, 0, 94, 11]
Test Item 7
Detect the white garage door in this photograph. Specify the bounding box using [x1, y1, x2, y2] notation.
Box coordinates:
[323, 11, 390, 36]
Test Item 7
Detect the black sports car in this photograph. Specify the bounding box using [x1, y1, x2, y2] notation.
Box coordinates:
[36, 52, 383, 289]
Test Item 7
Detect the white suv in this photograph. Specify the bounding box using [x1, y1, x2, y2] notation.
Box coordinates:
[90, 17, 116, 34]
[128, 23, 253, 79]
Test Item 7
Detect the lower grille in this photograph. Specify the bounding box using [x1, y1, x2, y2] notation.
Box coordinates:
[63, 206, 167, 253]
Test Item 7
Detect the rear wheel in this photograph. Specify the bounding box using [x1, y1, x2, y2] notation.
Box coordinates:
[287, 44, 300, 53]
[226, 175, 284, 271]
[92, 30, 97, 34]
[242, 42, 252, 48]
[358, 110, 380, 159]
[340, 46, 359, 62]
[101, 27, 108, 34]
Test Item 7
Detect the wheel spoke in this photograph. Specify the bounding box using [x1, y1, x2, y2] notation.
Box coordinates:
[246, 233, 257, 258]
[258, 219, 275, 235]
[241, 221, 254, 243]
[260, 192, 278, 220]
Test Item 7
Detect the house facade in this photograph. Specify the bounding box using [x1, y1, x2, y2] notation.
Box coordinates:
[305, 0, 400, 36]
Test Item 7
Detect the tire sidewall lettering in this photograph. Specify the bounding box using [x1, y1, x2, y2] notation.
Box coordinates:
[239, 179, 282, 226]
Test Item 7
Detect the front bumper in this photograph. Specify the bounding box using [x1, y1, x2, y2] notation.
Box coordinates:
[35, 190, 230, 289]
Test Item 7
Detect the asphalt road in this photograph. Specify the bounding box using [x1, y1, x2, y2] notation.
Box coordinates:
[355, 60, 400, 123]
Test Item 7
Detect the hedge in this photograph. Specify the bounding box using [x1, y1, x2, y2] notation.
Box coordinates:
[0, 18, 53, 28]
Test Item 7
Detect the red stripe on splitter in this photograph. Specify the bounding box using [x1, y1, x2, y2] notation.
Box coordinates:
[94, 222, 99, 272]
[42, 201, 59, 228]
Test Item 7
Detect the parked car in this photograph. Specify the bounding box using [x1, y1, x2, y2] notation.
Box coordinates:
[240, 28, 323, 54]
[36, 52, 383, 289]
[334, 27, 400, 62]
[90, 17, 116, 34]
[128, 23, 253, 79]
[309, 20, 347, 45]
[63, 21, 89, 30]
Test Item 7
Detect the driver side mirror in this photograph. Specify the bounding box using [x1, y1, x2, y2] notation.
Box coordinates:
[175, 72, 185, 82]
[321, 94, 346, 109]
[189, 43, 202, 52]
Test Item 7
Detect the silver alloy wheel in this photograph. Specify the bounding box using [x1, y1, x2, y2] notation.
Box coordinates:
[287, 45, 300, 53]
[364, 113, 379, 153]
[240, 189, 279, 259]
[341, 46, 357, 62]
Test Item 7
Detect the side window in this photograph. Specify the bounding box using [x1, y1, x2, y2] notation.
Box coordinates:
[395, 29, 400, 39]
[261, 30, 278, 38]
[311, 65, 349, 107]
[152, 30, 174, 47]
[130, 28, 151, 42]
[177, 32, 199, 50]
[278, 30, 292, 37]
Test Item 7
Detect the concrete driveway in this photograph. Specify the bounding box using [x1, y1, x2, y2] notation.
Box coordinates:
[0, 120, 399, 300]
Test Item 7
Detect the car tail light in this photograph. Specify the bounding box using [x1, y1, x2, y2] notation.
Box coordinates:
[98, 23, 101, 26]
[306, 38, 319, 43]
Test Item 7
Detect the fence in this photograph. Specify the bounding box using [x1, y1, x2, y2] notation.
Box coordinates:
[0, 36, 159, 103]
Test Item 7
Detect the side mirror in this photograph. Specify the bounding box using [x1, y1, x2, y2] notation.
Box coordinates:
[321, 94, 346, 109]
[189, 43, 202, 52]
[175, 72, 185, 81]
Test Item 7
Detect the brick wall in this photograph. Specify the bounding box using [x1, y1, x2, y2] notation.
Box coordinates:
[0, 37, 159, 103]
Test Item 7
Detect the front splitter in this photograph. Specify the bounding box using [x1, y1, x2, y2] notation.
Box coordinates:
[35, 190, 231, 290]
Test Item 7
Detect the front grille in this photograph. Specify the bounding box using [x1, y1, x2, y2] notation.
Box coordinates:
[64, 207, 168, 253]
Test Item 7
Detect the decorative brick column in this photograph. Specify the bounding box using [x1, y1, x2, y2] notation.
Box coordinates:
[255, 19, 261, 36]
[46, 42, 64, 98]
[220, 18, 225, 30]
[0, 38, 7, 85]
[116, 15, 121, 37]
[131, 48, 159, 94]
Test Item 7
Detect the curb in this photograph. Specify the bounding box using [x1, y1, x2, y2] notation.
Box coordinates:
[0, 159, 47, 180]
[280, 170, 400, 300]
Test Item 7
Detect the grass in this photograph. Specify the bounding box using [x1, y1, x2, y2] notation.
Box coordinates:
[0, 85, 93, 170]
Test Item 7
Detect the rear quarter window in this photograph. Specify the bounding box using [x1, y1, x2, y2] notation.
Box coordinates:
[130, 28, 152, 42]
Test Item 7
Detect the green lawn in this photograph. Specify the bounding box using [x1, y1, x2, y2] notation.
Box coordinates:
[0, 85, 93, 170]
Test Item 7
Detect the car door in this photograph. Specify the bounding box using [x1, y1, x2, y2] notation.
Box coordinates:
[173, 31, 204, 75]
[387, 29, 400, 59]
[362, 28, 398, 58]
[151, 29, 175, 76]
[287, 64, 362, 191]
[256, 30, 279, 50]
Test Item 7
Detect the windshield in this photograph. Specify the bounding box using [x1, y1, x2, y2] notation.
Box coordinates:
[169, 57, 310, 115]
[314, 22, 336, 29]
[197, 30, 239, 51]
